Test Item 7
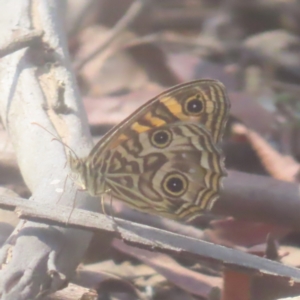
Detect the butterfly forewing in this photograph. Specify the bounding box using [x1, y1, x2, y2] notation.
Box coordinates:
[90, 80, 229, 156]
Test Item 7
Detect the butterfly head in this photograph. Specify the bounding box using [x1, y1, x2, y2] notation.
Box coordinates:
[68, 152, 88, 192]
[68, 151, 106, 196]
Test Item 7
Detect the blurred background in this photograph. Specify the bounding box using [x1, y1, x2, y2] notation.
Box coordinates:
[68, 0, 300, 179]
[3, 0, 300, 299]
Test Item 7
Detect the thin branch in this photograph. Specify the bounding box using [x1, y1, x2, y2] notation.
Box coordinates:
[0, 1, 97, 299]
[232, 123, 300, 182]
[1, 192, 300, 282]
[112, 239, 222, 298]
[45, 283, 96, 300]
[75, 0, 151, 71]
[0, 30, 43, 58]
[2, 168, 300, 235]
[214, 171, 300, 228]
[271, 80, 300, 96]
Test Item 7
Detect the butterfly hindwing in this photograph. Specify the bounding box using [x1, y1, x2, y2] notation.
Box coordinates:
[101, 122, 226, 221]
[73, 79, 230, 221]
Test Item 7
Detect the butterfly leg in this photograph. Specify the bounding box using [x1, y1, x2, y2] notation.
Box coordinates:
[65, 188, 79, 225]
[55, 174, 76, 225]
[109, 192, 116, 223]
[100, 189, 120, 230]
[56, 174, 69, 204]
[100, 193, 107, 217]
[66, 185, 87, 225]
[99, 188, 112, 217]
[108, 192, 121, 231]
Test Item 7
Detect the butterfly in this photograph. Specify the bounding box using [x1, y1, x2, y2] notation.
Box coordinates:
[69, 79, 230, 221]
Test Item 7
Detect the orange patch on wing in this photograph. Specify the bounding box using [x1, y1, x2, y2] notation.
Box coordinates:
[161, 97, 183, 115]
[131, 122, 151, 133]
[144, 112, 166, 127]
[111, 134, 128, 148]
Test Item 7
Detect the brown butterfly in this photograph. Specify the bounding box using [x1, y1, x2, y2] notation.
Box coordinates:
[69, 79, 230, 221]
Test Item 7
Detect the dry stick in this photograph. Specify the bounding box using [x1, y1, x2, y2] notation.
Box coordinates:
[110, 170, 300, 231]
[214, 170, 300, 228]
[0, 30, 43, 58]
[75, 0, 151, 71]
[1, 192, 300, 282]
[2, 169, 300, 230]
[112, 239, 222, 298]
[233, 123, 300, 182]
[0, 1, 96, 299]
[44, 283, 95, 300]
[110, 203, 206, 240]
[271, 80, 300, 95]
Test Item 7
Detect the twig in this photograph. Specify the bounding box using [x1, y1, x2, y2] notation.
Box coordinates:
[0, 1, 96, 299]
[214, 171, 300, 229]
[112, 239, 222, 298]
[75, 0, 151, 71]
[271, 80, 300, 96]
[232, 123, 300, 182]
[2, 192, 300, 281]
[3, 168, 300, 234]
[45, 283, 96, 300]
[0, 30, 43, 58]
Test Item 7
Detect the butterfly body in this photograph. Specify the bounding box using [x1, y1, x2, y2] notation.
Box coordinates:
[70, 80, 230, 221]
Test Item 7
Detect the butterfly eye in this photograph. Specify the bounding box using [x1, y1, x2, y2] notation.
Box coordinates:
[150, 129, 172, 148]
[183, 95, 203, 116]
[162, 172, 188, 197]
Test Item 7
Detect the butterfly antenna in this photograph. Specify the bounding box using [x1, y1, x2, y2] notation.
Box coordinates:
[31, 122, 79, 160]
